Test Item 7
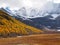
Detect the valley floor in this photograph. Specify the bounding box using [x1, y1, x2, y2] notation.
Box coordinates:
[0, 34, 60, 45]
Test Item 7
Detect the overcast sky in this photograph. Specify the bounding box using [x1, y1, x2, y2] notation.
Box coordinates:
[0, 0, 60, 10]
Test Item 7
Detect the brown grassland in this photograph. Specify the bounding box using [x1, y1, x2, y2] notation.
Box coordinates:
[0, 34, 60, 45]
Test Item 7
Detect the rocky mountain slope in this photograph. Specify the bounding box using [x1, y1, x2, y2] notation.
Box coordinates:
[0, 9, 43, 37]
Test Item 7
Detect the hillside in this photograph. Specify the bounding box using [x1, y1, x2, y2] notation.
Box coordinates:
[0, 9, 43, 37]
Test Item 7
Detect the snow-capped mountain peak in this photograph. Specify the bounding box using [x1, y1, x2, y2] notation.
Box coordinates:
[1, 1, 60, 20]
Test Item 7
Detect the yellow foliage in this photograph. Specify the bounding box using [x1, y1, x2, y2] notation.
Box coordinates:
[0, 10, 43, 37]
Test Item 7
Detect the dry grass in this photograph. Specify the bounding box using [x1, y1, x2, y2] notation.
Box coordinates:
[0, 34, 60, 45]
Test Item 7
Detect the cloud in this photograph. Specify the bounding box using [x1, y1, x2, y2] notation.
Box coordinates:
[0, 0, 22, 8]
[0, 0, 56, 9]
[54, 0, 60, 3]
